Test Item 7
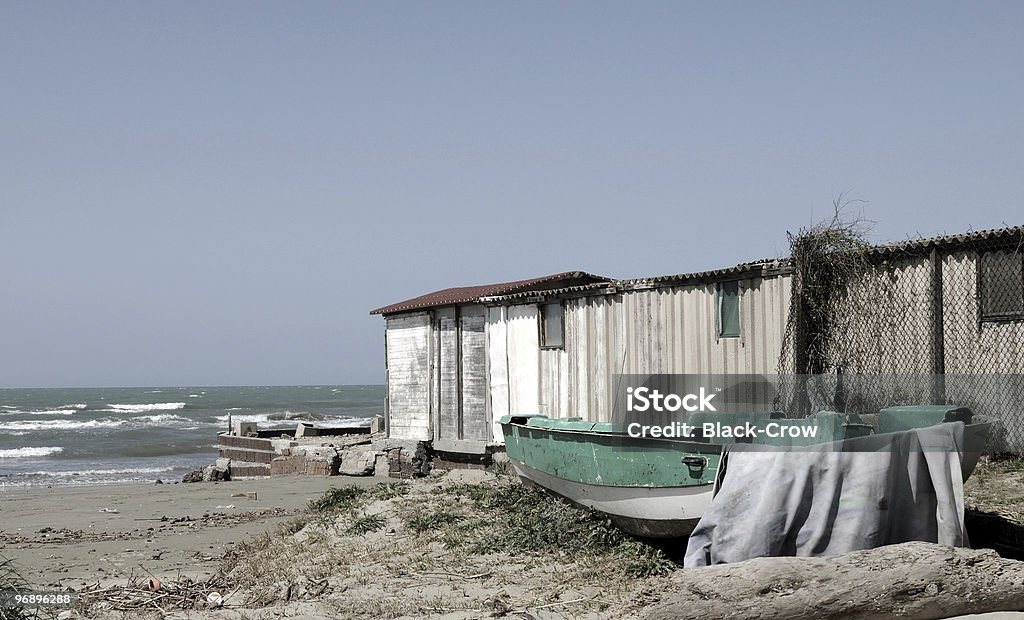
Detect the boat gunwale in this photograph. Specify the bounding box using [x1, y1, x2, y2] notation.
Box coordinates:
[500, 420, 722, 449]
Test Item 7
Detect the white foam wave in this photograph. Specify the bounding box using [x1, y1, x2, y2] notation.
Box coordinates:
[7, 466, 175, 481]
[0, 446, 64, 458]
[105, 402, 187, 413]
[0, 418, 127, 431]
[212, 412, 369, 427]
[1, 406, 81, 416]
[26, 408, 78, 416]
[0, 412, 194, 432]
[47, 466, 173, 476]
[131, 414, 190, 424]
[214, 413, 271, 423]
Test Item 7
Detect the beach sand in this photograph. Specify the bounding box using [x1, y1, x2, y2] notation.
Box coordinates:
[1, 466, 1023, 619]
[1, 471, 665, 619]
[0, 475, 391, 589]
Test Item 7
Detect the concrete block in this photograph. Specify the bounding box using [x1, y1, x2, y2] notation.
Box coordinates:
[339, 446, 377, 476]
[202, 464, 229, 482]
[370, 415, 385, 434]
[295, 422, 319, 438]
[271, 438, 299, 453]
[234, 421, 257, 437]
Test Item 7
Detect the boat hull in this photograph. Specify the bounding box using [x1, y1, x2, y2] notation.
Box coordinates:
[500, 415, 720, 538]
[510, 459, 712, 538]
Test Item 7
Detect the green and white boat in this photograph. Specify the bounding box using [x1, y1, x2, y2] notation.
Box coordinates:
[499, 407, 991, 538]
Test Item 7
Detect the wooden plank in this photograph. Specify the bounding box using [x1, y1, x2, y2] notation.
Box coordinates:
[460, 306, 488, 440]
[436, 307, 459, 441]
[486, 306, 510, 442]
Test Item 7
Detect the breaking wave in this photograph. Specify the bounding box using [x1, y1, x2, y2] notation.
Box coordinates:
[0, 414, 192, 432]
[105, 402, 187, 413]
[0, 404, 86, 416]
[131, 414, 190, 424]
[0, 446, 64, 458]
[0, 418, 126, 431]
[212, 412, 369, 426]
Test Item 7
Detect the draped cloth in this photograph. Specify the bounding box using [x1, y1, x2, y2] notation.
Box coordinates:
[684, 422, 967, 568]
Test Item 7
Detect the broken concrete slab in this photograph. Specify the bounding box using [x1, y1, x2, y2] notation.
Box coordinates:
[339, 445, 377, 476]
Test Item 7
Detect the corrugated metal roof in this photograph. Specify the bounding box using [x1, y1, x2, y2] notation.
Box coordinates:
[619, 258, 792, 287]
[479, 259, 792, 304]
[866, 225, 1024, 255]
[369, 271, 611, 315]
[479, 281, 620, 303]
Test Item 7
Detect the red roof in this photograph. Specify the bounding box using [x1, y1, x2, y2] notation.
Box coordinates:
[369, 271, 611, 315]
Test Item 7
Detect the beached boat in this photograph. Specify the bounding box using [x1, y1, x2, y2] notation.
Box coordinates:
[499, 407, 991, 538]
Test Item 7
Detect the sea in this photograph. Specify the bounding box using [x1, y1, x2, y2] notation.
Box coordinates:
[0, 385, 383, 490]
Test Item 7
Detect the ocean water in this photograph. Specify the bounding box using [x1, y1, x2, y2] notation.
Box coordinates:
[0, 385, 383, 489]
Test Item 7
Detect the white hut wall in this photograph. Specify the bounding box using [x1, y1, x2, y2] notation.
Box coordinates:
[942, 250, 1024, 375]
[431, 304, 489, 443]
[546, 274, 792, 422]
[384, 312, 432, 441]
[941, 251, 1024, 444]
[486, 304, 542, 430]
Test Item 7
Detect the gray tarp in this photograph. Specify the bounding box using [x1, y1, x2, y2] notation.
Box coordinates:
[684, 422, 967, 568]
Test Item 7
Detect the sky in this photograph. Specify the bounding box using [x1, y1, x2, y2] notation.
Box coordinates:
[2, 2, 1022, 388]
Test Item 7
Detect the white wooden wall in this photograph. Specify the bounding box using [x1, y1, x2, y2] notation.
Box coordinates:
[435, 307, 459, 440]
[384, 312, 431, 440]
[460, 306, 489, 441]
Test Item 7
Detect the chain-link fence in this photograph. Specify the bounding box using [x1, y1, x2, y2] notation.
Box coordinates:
[777, 228, 1024, 453]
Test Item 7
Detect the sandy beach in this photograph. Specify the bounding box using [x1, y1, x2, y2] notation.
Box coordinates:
[1, 463, 1023, 619]
[2, 470, 667, 619]
[0, 475, 391, 589]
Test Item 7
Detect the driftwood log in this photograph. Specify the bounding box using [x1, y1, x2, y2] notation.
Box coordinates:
[644, 542, 1024, 620]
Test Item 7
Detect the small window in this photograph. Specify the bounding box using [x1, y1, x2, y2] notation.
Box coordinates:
[717, 281, 741, 338]
[540, 303, 564, 348]
[979, 250, 1024, 321]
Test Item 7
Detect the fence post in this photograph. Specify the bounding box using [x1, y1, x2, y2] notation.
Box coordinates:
[930, 248, 946, 405]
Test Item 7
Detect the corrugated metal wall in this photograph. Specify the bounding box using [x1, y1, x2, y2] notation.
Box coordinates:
[828, 255, 936, 375]
[490, 273, 792, 429]
[943, 251, 1024, 374]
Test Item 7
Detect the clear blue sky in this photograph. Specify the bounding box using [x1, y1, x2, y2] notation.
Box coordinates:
[2, 2, 1021, 388]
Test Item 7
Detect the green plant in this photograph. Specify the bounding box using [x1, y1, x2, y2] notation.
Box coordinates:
[367, 481, 411, 501]
[440, 483, 674, 577]
[403, 509, 465, 533]
[347, 514, 387, 535]
[309, 485, 367, 514]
